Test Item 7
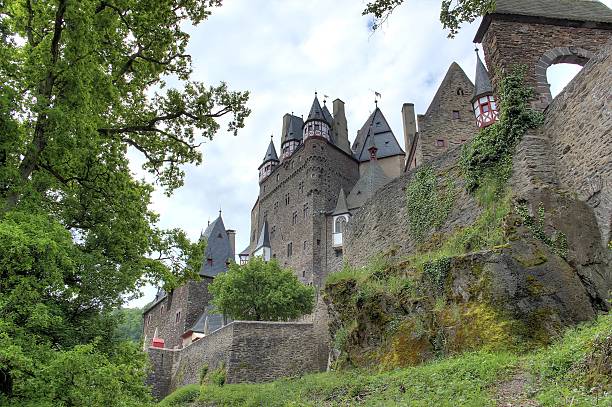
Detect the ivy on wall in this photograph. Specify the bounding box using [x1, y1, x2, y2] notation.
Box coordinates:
[406, 166, 456, 243]
[515, 201, 568, 259]
[460, 65, 544, 192]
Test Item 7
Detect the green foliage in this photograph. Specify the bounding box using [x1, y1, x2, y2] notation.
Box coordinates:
[423, 257, 451, 293]
[515, 202, 568, 259]
[113, 307, 144, 343]
[406, 166, 455, 243]
[0, 0, 245, 403]
[363, 0, 495, 37]
[199, 364, 209, 385]
[163, 315, 612, 407]
[461, 66, 544, 192]
[158, 384, 200, 407]
[207, 364, 227, 387]
[209, 257, 315, 321]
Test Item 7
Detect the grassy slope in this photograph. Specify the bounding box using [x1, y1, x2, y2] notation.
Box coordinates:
[158, 314, 611, 407]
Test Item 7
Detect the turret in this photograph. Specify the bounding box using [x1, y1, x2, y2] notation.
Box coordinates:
[253, 220, 271, 261]
[258, 136, 279, 182]
[303, 92, 331, 142]
[280, 114, 303, 160]
[332, 99, 351, 154]
[472, 49, 499, 128]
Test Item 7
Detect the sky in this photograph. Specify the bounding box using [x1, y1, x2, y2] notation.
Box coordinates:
[127, 0, 610, 308]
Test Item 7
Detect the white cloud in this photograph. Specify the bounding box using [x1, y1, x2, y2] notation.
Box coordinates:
[127, 0, 611, 307]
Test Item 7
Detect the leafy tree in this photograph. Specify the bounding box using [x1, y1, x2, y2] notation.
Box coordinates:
[114, 307, 145, 343]
[209, 257, 315, 321]
[363, 0, 496, 37]
[0, 0, 248, 404]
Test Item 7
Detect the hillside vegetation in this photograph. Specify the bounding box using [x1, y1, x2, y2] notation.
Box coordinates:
[159, 314, 611, 407]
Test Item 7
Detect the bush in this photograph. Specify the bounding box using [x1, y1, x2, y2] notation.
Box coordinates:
[158, 384, 200, 407]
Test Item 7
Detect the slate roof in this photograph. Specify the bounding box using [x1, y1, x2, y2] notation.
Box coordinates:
[260, 139, 279, 168]
[424, 63, 474, 116]
[474, 0, 612, 41]
[332, 188, 349, 215]
[494, 0, 612, 23]
[322, 102, 334, 125]
[188, 305, 228, 335]
[474, 51, 493, 98]
[351, 107, 405, 162]
[305, 94, 330, 125]
[199, 214, 234, 278]
[281, 114, 304, 145]
[346, 159, 391, 210]
[238, 246, 250, 256]
[254, 220, 270, 251]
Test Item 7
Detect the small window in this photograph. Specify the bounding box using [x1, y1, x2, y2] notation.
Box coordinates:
[292, 211, 298, 225]
[160, 305, 165, 315]
[271, 225, 276, 239]
[276, 174, 280, 182]
[335, 217, 347, 234]
[302, 270, 306, 278]
[303, 241, 307, 251]
[287, 242, 293, 257]
[303, 203, 309, 218]
[147, 314, 152, 326]
[435, 139, 446, 148]
[452, 110, 460, 119]
[285, 193, 290, 205]
[263, 210, 268, 221]
[457, 88, 464, 96]
[217, 233, 222, 238]
[316, 239, 320, 246]
[207, 258, 213, 266]
[175, 311, 181, 324]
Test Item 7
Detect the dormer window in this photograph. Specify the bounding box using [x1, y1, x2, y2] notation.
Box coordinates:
[333, 215, 349, 248]
[207, 258, 213, 266]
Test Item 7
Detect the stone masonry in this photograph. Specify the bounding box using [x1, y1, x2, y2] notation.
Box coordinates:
[147, 321, 317, 399]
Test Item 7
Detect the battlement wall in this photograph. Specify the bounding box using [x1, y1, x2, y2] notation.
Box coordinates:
[148, 321, 318, 400]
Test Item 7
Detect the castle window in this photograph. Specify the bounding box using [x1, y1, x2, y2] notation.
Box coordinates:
[147, 314, 152, 326]
[298, 181, 304, 194]
[285, 193, 290, 205]
[263, 210, 268, 221]
[175, 310, 181, 324]
[160, 305, 165, 315]
[452, 110, 460, 119]
[271, 225, 276, 239]
[457, 88, 464, 96]
[276, 174, 280, 182]
[302, 270, 306, 278]
[435, 139, 446, 148]
[274, 201, 279, 210]
[317, 239, 320, 246]
[303, 241, 307, 251]
[207, 258, 213, 266]
[287, 242, 293, 257]
[292, 211, 298, 225]
[303, 203, 309, 218]
[335, 217, 347, 234]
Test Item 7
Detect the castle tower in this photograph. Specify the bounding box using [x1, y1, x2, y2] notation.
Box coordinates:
[332, 99, 351, 154]
[472, 49, 499, 129]
[303, 93, 332, 142]
[280, 114, 304, 160]
[258, 137, 279, 182]
[474, 0, 612, 110]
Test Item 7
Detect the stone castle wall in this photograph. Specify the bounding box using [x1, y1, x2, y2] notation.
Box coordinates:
[540, 39, 612, 245]
[148, 321, 317, 400]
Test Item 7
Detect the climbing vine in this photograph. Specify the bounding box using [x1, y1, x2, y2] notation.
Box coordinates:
[406, 166, 456, 243]
[460, 65, 544, 192]
[423, 257, 451, 294]
[515, 201, 568, 259]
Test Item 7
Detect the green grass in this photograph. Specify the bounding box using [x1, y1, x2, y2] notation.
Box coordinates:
[158, 314, 611, 407]
[158, 384, 200, 407]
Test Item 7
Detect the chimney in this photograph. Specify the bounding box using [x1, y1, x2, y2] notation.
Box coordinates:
[226, 229, 236, 258]
[401, 103, 417, 159]
[332, 99, 351, 154]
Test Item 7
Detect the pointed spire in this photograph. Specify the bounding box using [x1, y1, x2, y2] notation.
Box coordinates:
[306, 92, 329, 125]
[262, 136, 279, 164]
[255, 220, 270, 251]
[332, 188, 349, 215]
[473, 48, 493, 99]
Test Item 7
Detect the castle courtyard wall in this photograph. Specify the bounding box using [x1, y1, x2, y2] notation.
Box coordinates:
[148, 321, 317, 400]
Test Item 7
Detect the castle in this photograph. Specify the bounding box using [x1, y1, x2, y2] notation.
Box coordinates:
[143, 0, 612, 399]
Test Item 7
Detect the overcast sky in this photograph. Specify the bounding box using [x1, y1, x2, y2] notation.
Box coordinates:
[127, 0, 610, 308]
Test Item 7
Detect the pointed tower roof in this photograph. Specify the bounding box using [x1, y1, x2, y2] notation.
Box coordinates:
[473, 50, 493, 99]
[346, 159, 391, 210]
[281, 114, 304, 145]
[199, 214, 234, 277]
[351, 107, 404, 162]
[332, 188, 349, 215]
[254, 220, 270, 251]
[259, 138, 279, 168]
[322, 101, 334, 125]
[305, 93, 330, 125]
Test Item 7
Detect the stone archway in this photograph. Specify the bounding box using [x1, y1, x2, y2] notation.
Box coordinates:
[534, 47, 594, 108]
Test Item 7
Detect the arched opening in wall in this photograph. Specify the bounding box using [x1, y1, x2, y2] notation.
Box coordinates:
[546, 63, 583, 99]
[534, 47, 593, 108]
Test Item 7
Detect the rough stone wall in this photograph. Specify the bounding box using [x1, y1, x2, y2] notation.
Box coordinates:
[149, 322, 317, 399]
[539, 39, 612, 245]
[481, 19, 611, 110]
[416, 68, 478, 167]
[142, 277, 213, 349]
[343, 146, 481, 268]
[168, 322, 234, 392]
